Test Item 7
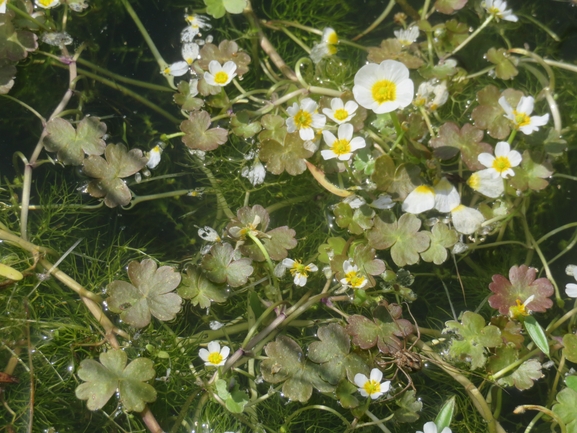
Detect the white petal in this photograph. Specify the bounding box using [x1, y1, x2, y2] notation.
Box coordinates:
[321, 149, 337, 160]
[423, 421, 438, 433]
[311, 113, 326, 129]
[451, 205, 484, 235]
[343, 260, 355, 274]
[198, 348, 210, 361]
[498, 96, 514, 116]
[299, 127, 315, 141]
[207, 341, 221, 353]
[394, 79, 415, 108]
[369, 368, 383, 382]
[566, 283, 577, 298]
[380, 59, 409, 83]
[282, 258, 295, 267]
[286, 103, 300, 116]
[354, 373, 368, 388]
[379, 380, 391, 393]
[220, 345, 230, 360]
[330, 98, 345, 110]
[322, 130, 337, 147]
[494, 141, 511, 158]
[478, 152, 495, 169]
[369, 390, 383, 399]
[307, 264, 318, 272]
[402, 185, 435, 214]
[434, 178, 460, 213]
[467, 169, 504, 198]
[344, 100, 358, 113]
[507, 149, 522, 167]
[566, 265, 577, 279]
[517, 96, 534, 115]
[301, 98, 317, 113]
[338, 123, 354, 141]
[294, 273, 307, 286]
[208, 60, 221, 75]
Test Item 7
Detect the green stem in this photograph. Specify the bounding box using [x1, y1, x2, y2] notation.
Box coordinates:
[265, 194, 317, 214]
[246, 232, 276, 282]
[283, 406, 351, 430]
[536, 222, 577, 245]
[280, 27, 311, 53]
[507, 128, 518, 144]
[489, 348, 541, 381]
[122, 189, 193, 210]
[389, 111, 404, 139]
[513, 405, 566, 433]
[162, 132, 186, 140]
[553, 173, 577, 182]
[446, 15, 494, 59]
[351, 0, 395, 41]
[253, 88, 307, 116]
[241, 300, 287, 348]
[0, 95, 45, 124]
[7, 2, 50, 30]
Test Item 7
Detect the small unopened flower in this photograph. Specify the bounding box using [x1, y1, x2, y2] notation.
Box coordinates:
[321, 123, 366, 161]
[483, 0, 518, 22]
[181, 43, 200, 65]
[565, 265, 577, 298]
[417, 422, 452, 433]
[450, 205, 484, 235]
[498, 96, 549, 135]
[162, 61, 189, 77]
[478, 142, 522, 179]
[286, 98, 326, 141]
[241, 159, 266, 186]
[508, 295, 535, 319]
[354, 368, 390, 399]
[35, 0, 60, 8]
[310, 27, 338, 64]
[282, 258, 318, 286]
[394, 26, 419, 46]
[467, 168, 504, 198]
[414, 80, 449, 111]
[340, 260, 368, 290]
[204, 60, 237, 87]
[146, 144, 163, 169]
[322, 98, 358, 124]
[353, 60, 414, 114]
[199, 341, 230, 367]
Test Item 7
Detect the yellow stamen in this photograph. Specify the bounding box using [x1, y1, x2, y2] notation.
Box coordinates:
[492, 156, 512, 174]
[372, 80, 397, 104]
[467, 173, 480, 190]
[289, 260, 309, 277]
[293, 109, 313, 129]
[214, 71, 229, 85]
[513, 110, 531, 127]
[331, 139, 351, 156]
[345, 270, 366, 289]
[207, 352, 223, 365]
[327, 32, 338, 45]
[333, 108, 349, 121]
[363, 380, 380, 396]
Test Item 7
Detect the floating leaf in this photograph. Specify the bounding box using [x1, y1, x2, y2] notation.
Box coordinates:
[429, 122, 493, 170]
[215, 379, 249, 413]
[387, 163, 422, 200]
[471, 86, 523, 140]
[524, 316, 550, 356]
[107, 259, 182, 328]
[43, 116, 107, 166]
[259, 132, 314, 176]
[500, 359, 543, 390]
[180, 110, 228, 151]
[178, 266, 228, 309]
[260, 335, 334, 403]
[552, 388, 577, 433]
[444, 311, 502, 370]
[258, 114, 287, 144]
[394, 390, 422, 423]
[420, 223, 458, 265]
[366, 38, 424, 69]
[202, 243, 253, 287]
[487, 265, 554, 315]
[230, 110, 261, 138]
[198, 40, 251, 76]
[509, 150, 553, 192]
[486, 47, 518, 80]
[0, 13, 38, 62]
[317, 237, 347, 264]
[346, 303, 414, 355]
[434, 0, 468, 14]
[307, 323, 369, 385]
[567, 376, 577, 392]
[75, 349, 156, 411]
[333, 202, 374, 235]
[173, 80, 204, 112]
[367, 213, 430, 267]
[336, 379, 360, 409]
[563, 333, 577, 363]
[490, 316, 524, 349]
[83, 143, 148, 208]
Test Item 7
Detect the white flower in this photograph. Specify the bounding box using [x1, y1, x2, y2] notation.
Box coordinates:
[282, 258, 318, 286]
[340, 260, 368, 290]
[343, 195, 366, 209]
[35, 0, 59, 8]
[198, 226, 221, 243]
[566, 265, 577, 298]
[310, 27, 338, 64]
[181, 43, 200, 65]
[286, 98, 326, 141]
[162, 61, 189, 77]
[354, 368, 390, 399]
[394, 26, 419, 46]
[483, 0, 518, 22]
[146, 144, 163, 169]
[322, 98, 358, 124]
[204, 60, 237, 87]
[353, 60, 414, 114]
[498, 96, 549, 135]
[402, 185, 435, 214]
[181, 14, 211, 42]
[478, 141, 522, 179]
[450, 205, 485, 235]
[0, 0, 7, 13]
[467, 168, 504, 198]
[433, 178, 461, 213]
[321, 123, 366, 161]
[241, 159, 266, 186]
[414, 80, 449, 111]
[199, 341, 230, 367]
[417, 421, 452, 433]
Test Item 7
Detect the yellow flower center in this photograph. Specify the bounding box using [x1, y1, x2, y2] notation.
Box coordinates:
[492, 156, 512, 174]
[163, 67, 171, 75]
[467, 173, 480, 190]
[289, 260, 309, 277]
[488, 6, 502, 17]
[38, 0, 53, 6]
[372, 79, 397, 104]
[333, 108, 349, 121]
[214, 71, 230, 85]
[363, 379, 381, 396]
[509, 299, 530, 320]
[327, 32, 338, 45]
[345, 270, 366, 289]
[513, 110, 531, 127]
[293, 109, 313, 129]
[207, 352, 223, 365]
[415, 185, 435, 195]
[331, 139, 351, 156]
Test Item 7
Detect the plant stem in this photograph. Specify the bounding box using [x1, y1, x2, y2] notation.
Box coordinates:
[0, 95, 45, 124]
[352, 0, 395, 41]
[446, 15, 494, 59]
[122, 189, 193, 210]
[194, 158, 235, 219]
[513, 405, 566, 433]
